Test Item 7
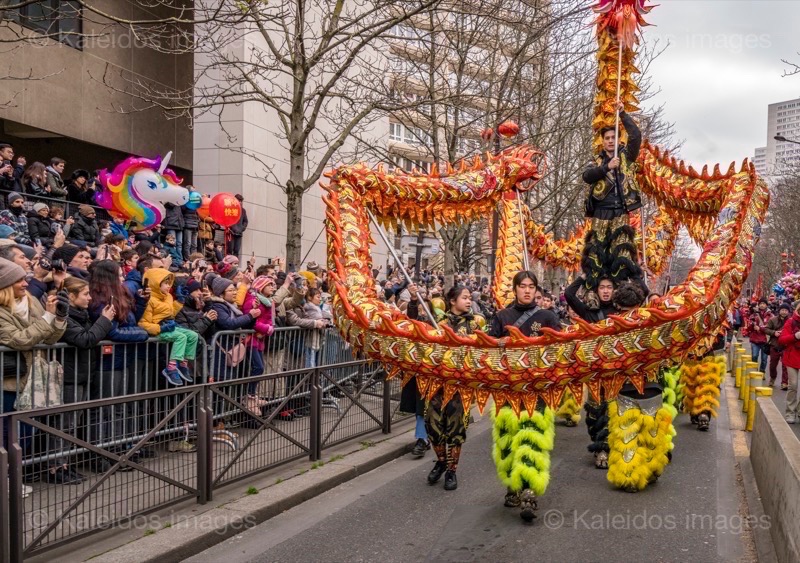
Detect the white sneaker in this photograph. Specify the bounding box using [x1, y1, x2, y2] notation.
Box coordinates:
[10, 479, 32, 498]
[785, 414, 797, 424]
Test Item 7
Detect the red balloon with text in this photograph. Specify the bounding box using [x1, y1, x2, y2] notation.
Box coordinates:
[209, 193, 242, 227]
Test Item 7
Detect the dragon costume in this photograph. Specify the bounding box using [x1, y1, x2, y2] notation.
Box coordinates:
[322, 0, 768, 520]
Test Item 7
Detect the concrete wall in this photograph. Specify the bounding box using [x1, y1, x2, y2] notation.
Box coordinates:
[0, 1, 193, 170]
[750, 398, 800, 563]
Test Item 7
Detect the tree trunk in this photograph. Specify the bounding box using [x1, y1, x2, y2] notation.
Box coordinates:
[285, 181, 304, 268]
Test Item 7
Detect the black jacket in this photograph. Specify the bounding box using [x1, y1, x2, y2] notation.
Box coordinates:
[0, 162, 23, 194]
[70, 214, 101, 246]
[27, 211, 54, 246]
[162, 203, 185, 230]
[182, 206, 199, 230]
[176, 299, 215, 336]
[565, 277, 617, 323]
[229, 208, 248, 236]
[67, 182, 96, 205]
[60, 307, 113, 386]
[488, 301, 560, 338]
[583, 112, 642, 216]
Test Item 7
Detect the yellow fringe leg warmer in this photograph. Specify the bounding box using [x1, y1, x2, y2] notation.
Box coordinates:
[491, 406, 556, 496]
[680, 356, 723, 418]
[607, 399, 673, 492]
[555, 388, 581, 426]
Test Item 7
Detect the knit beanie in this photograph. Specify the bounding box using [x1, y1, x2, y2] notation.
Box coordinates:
[78, 204, 95, 218]
[0, 257, 27, 289]
[779, 303, 791, 313]
[212, 276, 234, 297]
[203, 271, 219, 289]
[185, 279, 201, 294]
[306, 261, 321, 275]
[251, 275, 272, 293]
[33, 203, 49, 214]
[0, 225, 14, 239]
[7, 192, 23, 204]
[53, 244, 82, 266]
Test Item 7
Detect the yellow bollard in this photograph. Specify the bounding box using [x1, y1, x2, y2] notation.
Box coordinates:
[748, 384, 773, 432]
[743, 361, 758, 412]
[736, 351, 747, 393]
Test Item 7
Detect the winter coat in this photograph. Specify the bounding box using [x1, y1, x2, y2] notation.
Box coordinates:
[163, 242, 183, 268]
[182, 206, 199, 230]
[89, 303, 149, 371]
[777, 314, 800, 369]
[229, 207, 248, 237]
[138, 268, 182, 336]
[198, 218, 214, 241]
[45, 166, 68, 198]
[280, 292, 318, 330]
[59, 307, 113, 385]
[0, 296, 66, 392]
[176, 298, 215, 336]
[67, 183, 96, 205]
[124, 269, 148, 321]
[27, 212, 54, 246]
[0, 162, 23, 193]
[69, 213, 101, 246]
[110, 221, 129, 240]
[0, 208, 32, 245]
[747, 309, 772, 345]
[242, 291, 274, 352]
[302, 302, 331, 351]
[162, 203, 185, 231]
[205, 296, 254, 343]
[765, 314, 790, 348]
[25, 179, 50, 197]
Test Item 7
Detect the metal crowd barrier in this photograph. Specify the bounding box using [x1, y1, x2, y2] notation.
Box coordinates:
[0, 327, 412, 561]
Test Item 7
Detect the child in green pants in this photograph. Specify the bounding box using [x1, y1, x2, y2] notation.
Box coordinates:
[138, 268, 198, 386]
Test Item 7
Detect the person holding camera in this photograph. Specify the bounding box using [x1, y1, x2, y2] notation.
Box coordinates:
[0, 143, 25, 197]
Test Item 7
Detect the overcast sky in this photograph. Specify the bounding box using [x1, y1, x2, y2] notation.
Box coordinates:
[641, 1, 799, 165]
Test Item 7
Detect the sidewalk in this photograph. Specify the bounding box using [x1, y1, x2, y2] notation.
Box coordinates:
[28, 418, 416, 563]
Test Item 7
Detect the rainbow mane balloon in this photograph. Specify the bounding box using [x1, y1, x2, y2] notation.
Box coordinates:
[97, 151, 189, 230]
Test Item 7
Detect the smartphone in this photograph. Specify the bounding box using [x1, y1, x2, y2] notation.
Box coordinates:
[35, 239, 41, 247]
[288, 263, 296, 274]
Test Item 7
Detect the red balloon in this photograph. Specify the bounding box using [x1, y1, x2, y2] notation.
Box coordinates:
[197, 195, 212, 220]
[209, 192, 242, 227]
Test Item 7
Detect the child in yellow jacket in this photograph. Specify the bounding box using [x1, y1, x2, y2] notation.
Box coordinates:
[139, 268, 199, 386]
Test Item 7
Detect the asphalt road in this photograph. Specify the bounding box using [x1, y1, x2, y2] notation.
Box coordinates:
[187, 387, 756, 563]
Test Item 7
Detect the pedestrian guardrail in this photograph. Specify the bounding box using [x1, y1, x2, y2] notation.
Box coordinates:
[0, 327, 411, 561]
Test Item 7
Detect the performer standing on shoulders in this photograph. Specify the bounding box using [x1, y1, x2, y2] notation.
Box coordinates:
[488, 271, 561, 522]
[581, 100, 643, 310]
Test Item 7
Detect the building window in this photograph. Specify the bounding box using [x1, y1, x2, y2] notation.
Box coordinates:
[15, 1, 82, 49]
[389, 122, 403, 142]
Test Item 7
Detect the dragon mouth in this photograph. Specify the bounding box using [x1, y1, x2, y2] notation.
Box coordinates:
[322, 144, 767, 414]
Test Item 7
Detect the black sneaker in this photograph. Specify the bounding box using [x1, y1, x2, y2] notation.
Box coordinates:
[697, 413, 710, 431]
[504, 490, 521, 507]
[444, 470, 457, 491]
[427, 461, 446, 485]
[412, 439, 428, 458]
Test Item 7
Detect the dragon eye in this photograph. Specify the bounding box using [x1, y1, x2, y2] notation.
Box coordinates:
[147, 180, 158, 190]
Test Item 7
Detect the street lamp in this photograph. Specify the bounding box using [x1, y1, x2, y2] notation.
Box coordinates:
[774, 135, 800, 145]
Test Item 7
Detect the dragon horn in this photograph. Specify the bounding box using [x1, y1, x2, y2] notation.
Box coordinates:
[158, 151, 173, 175]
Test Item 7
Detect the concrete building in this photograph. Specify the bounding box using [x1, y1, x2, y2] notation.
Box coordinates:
[762, 96, 800, 176]
[0, 3, 192, 179]
[753, 146, 767, 177]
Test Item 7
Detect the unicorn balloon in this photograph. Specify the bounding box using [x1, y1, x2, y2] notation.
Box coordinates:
[97, 151, 189, 231]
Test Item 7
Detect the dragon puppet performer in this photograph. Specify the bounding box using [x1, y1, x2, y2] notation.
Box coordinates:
[322, 0, 769, 522]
